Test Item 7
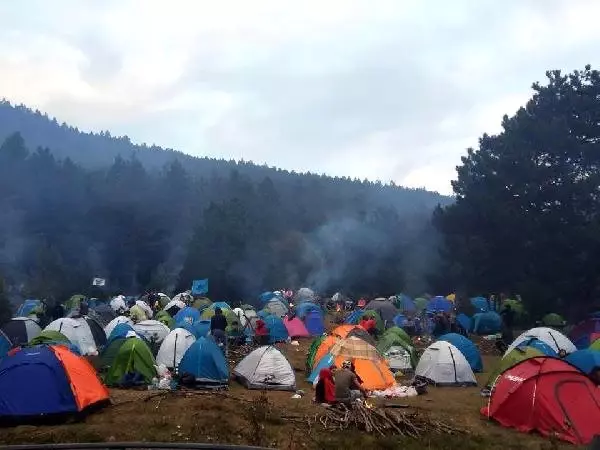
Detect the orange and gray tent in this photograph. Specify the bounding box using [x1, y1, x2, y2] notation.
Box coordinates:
[308, 336, 394, 390]
[0, 345, 109, 421]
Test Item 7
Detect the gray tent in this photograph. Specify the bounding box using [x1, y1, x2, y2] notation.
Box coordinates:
[233, 346, 296, 390]
[365, 298, 399, 327]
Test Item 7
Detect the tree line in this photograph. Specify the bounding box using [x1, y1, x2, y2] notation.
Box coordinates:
[1, 66, 599, 321]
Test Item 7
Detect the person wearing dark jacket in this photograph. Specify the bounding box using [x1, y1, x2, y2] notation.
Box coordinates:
[211, 307, 228, 355]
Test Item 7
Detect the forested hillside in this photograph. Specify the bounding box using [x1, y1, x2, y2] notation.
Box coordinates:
[0, 104, 449, 304]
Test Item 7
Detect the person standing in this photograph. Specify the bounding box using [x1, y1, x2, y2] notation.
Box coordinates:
[210, 307, 228, 355]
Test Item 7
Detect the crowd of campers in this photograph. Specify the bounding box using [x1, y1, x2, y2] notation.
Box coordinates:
[2, 290, 600, 445]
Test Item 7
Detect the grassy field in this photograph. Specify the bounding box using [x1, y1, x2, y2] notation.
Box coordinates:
[0, 330, 571, 449]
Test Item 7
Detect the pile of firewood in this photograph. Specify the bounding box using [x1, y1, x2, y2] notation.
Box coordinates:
[310, 402, 465, 438]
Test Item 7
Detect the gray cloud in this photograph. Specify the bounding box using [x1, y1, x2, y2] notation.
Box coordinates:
[1, 0, 599, 194]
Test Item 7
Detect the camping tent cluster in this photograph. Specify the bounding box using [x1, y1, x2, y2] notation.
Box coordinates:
[0, 291, 303, 424]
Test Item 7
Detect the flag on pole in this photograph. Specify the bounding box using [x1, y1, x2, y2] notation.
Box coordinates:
[92, 277, 106, 287]
[191, 279, 209, 295]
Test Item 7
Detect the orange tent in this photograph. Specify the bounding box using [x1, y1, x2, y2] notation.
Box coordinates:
[314, 335, 339, 366]
[329, 336, 394, 390]
[331, 324, 359, 338]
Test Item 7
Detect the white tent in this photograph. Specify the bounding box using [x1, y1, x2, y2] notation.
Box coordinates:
[172, 292, 193, 304]
[384, 346, 414, 372]
[104, 316, 133, 338]
[133, 320, 170, 344]
[45, 317, 101, 355]
[233, 346, 296, 390]
[505, 327, 576, 356]
[156, 328, 196, 369]
[164, 299, 186, 312]
[136, 300, 154, 319]
[110, 295, 127, 313]
[233, 308, 257, 328]
[415, 341, 476, 386]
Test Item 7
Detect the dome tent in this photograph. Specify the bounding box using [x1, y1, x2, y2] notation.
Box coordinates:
[308, 337, 394, 390]
[264, 314, 289, 343]
[472, 312, 502, 335]
[104, 316, 133, 338]
[364, 298, 398, 326]
[174, 307, 201, 325]
[486, 345, 544, 388]
[104, 337, 157, 387]
[415, 341, 476, 386]
[283, 316, 310, 338]
[377, 333, 416, 371]
[565, 349, 600, 374]
[178, 337, 229, 388]
[155, 310, 175, 329]
[0, 330, 11, 359]
[45, 317, 106, 355]
[303, 310, 325, 336]
[28, 330, 77, 352]
[1, 317, 42, 346]
[505, 327, 575, 356]
[132, 320, 170, 345]
[438, 333, 483, 372]
[570, 316, 600, 349]
[483, 357, 600, 445]
[107, 323, 137, 343]
[156, 328, 196, 369]
[541, 313, 566, 328]
[233, 346, 296, 390]
[0, 345, 109, 422]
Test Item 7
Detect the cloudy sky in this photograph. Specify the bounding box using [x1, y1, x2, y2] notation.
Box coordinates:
[1, 1, 599, 194]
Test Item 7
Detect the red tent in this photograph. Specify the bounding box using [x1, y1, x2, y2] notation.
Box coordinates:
[481, 356, 600, 445]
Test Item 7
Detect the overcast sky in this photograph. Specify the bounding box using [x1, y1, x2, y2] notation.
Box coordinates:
[1, 1, 599, 194]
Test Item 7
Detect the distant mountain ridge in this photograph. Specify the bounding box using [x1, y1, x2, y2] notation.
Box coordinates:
[0, 100, 450, 209]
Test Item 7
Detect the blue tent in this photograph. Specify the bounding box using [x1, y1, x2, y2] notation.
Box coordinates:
[307, 353, 335, 383]
[393, 314, 408, 328]
[456, 313, 472, 333]
[178, 337, 229, 387]
[174, 307, 200, 324]
[516, 337, 558, 357]
[264, 315, 288, 343]
[397, 294, 416, 313]
[304, 310, 325, 336]
[565, 349, 600, 374]
[426, 296, 453, 313]
[345, 309, 364, 325]
[259, 292, 275, 304]
[0, 346, 106, 418]
[108, 323, 136, 343]
[208, 301, 231, 311]
[438, 333, 483, 372]
[472, 311, 502, 335]
[192, 320, 211, 338]
[295, 302, 321, 319]
[470, 297, 490, 313]
[15, 299, 41, 317]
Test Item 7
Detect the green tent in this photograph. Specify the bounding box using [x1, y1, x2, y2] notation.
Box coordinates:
[383, 327, 412, 345]
[65, 294, 86, 312]
[29, 330, 70, 347]
[306, 335, 326, 372]
[503, 299, 527, 322]
[590, 339, 600, 351]
[104, 337, 157, 386]
[359, 310, 384, 333]
[193, 297, 212, 310]
[414, 298, 428, 311]
[486, 346, 544, 387]
[99, 337, 128, 370]
[541, 313, 566, 327]
[155, 310, 175, 329]
[201, 308, 239, 333]
[377, 333, 417, 367]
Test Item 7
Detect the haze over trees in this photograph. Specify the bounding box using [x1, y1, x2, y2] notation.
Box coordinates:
[0, 102, 447, 304]
[1, 66, 599, 320]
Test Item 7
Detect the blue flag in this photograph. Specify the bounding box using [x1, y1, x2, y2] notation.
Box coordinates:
[191, 279, 209, 295]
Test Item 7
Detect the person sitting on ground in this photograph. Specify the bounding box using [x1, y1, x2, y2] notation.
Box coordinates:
[335, 360, 367, 404]
[315, 365, 336, 405]
[254, 318, 269, 345]
[210, 307, 228, 353]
